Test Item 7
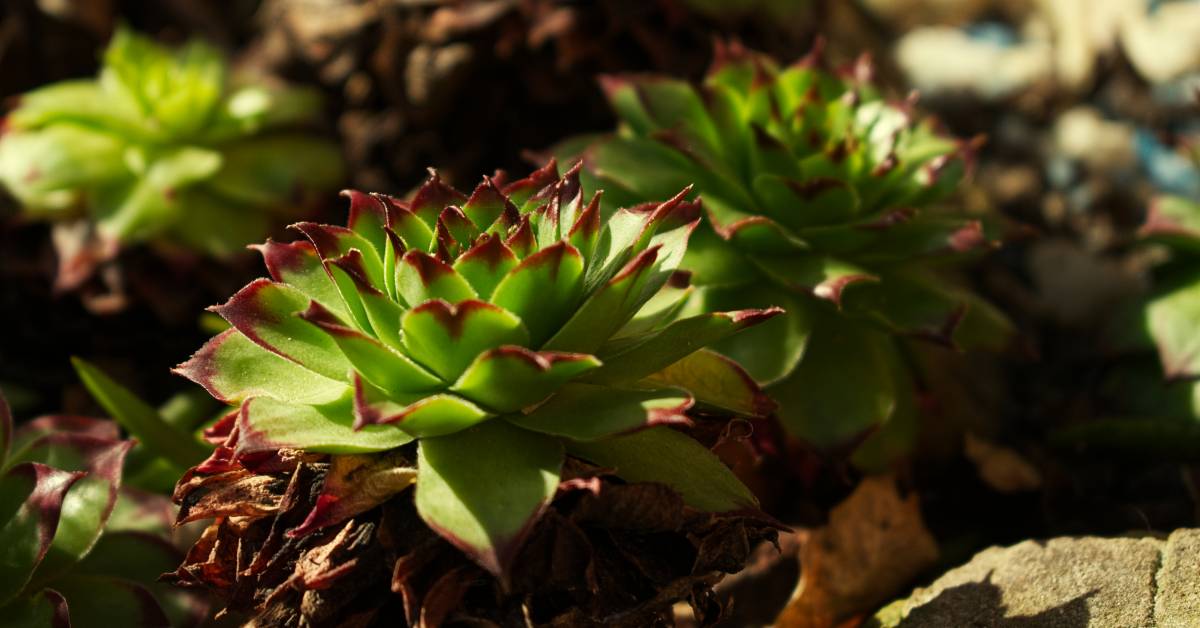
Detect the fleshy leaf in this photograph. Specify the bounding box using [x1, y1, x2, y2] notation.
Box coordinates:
[416, 420, 562, 577]
[238, 397, 412, 455]
[396, 250, 478, 306]
[452, 234, 519, 300]
[401, 300, 529, 381]
[11, 434, 132, 587]
[363, 392, 492, 438]
[587, 308, 783, 385]
[640, 348, 776, 417]
[490, 241, 585, 347]
[1146, 269, 1200, 379]
[300, 302, 443, 400]
[510, 383, 692, 441]
[174, 329, 350, 406]
[210, 279, 353, 381]
[252, 239, 349, 320]
[450, 347, 601, 413]
[566, 426, 756, 513]
[700, 283, 813, 385]
[0, 463, 84, 604]
[544, 246, 662, 353]
[771, 315, 900, 447]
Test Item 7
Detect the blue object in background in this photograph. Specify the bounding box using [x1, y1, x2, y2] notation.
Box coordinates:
[1136, 128, 1200, 200]
[965, 22, 1019, 48]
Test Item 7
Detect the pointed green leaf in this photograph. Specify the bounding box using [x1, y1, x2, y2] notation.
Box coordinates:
[752, 174, 860, 230]
[383, 394, 492, 439]
[300, 302, 443, 399]
[510, 383, 692, 441]
[771, 315, 899, 447]
[386, 200, 437, 253]
[641, 349, 776, 417]
[587, 308, 783, 385]
[292, 222, 385, 287]
[238, 397, 412, 455]
[397, 250, 478, 306]
[72, 358, 208, 467]
[451, 347, 600, 413]
[453, 234, 519, 300]
[0, 463, 84, 604]
[717, 215, 808, 255]
[544, 247, 661, 353]
[1146, 268, 1200, 379]
[491, 242, 585, 346]
[749, 253, 878, 306]
[401, 300, 529, 381]
[566, 427, 756, 513]
[462, 177, 517, 232]
[174, 329, 350, 406]
[9, 435, 132, 587]
[252, 239, 349, 320]
[699, 284, 813, 385]
[211, 279, 354, 381]
[416, 420, 562, 577]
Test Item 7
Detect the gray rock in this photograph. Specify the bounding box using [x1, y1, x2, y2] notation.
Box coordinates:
[871, 529, 1200, 627]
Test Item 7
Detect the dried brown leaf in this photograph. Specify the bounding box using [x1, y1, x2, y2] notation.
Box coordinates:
[776, 475, 939, 628]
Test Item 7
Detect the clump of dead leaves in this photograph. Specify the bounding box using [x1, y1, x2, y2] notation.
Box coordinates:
[167, 417, 780, 627]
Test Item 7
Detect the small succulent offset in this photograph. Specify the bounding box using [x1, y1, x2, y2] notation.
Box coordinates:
[174, 160, 779, 584]
[0, 393, 198, 627]
[559, 41, 1013, 458]
[0, 27, 343, 262]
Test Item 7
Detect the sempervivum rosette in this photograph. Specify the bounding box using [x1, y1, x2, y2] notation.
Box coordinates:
[0, 27, 343, 288]
[558, 41, 1014, 461]
[169, 160, 782, 624]
[0, 393, 202, 626]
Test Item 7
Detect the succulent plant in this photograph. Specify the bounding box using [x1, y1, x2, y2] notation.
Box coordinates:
[0, 392, 200, 626]
[1063, 145, 1200, 456]
[170, 160, 781, 618]
[557, 41, 1014, 461]
[0, 27, 343, 264]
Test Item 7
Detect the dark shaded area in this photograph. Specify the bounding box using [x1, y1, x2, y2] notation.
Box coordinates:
[900, 576, 1094, 628]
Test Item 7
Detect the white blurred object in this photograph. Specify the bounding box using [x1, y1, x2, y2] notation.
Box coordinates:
[1053, 107, 1136, 171]
[896, 26, 1053, 98]
[1043, 0, 1200, 88]
[898, 0, 1200, 97]
[1121, 1, 1200, 84]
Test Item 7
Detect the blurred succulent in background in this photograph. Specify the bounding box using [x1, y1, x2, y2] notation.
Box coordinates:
[1061, 141, 1200, 457]
[169, 161, 781, 623]
[0, 26, 343, 289]
[558, 42, 1014, 464]
[0, 391, 203, 627]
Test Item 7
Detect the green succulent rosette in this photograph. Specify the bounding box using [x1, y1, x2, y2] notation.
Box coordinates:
[558, 42, 1013, 460]
[0, 27, 343, 258]
[0, 393, 200, 627]
[175, 160, 779, 576]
